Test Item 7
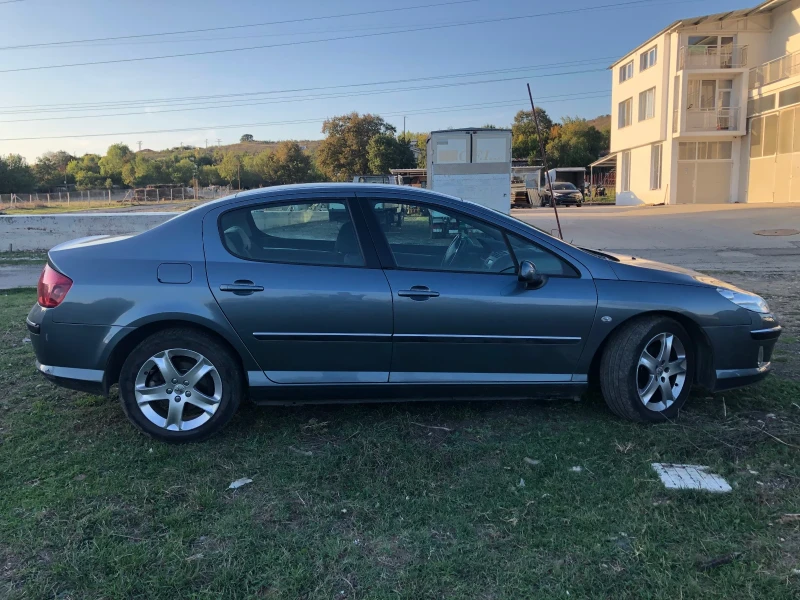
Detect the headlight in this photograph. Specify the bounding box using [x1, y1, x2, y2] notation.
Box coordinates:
[716, 287, 770, 313]
[695, 276, 770, 313]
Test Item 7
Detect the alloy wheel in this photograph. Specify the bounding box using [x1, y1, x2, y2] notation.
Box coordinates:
[636, 332, 687, 412]
[134, 348, 223, 431]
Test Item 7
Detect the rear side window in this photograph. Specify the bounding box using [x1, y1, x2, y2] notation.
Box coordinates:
[219, 201, 365, 267]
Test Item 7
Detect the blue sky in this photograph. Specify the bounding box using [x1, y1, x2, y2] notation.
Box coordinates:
[0, 0, 751, 161]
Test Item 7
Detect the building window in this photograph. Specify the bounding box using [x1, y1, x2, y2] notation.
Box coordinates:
[640, 46, 657, 71]
[779, 85, 800, 109]
[639, 87, 656, 121]
[750, 117, 763, 158]
[763, 113, 779, 156]
[650, 144, 663, 190]
[619, 60, 634, 83]
[778, 108, 795, 154]
[618, 98, 632, 128]
[747, 94, 776, 117]
[679, 141, 733, 160]
[620, 151, 631, 192]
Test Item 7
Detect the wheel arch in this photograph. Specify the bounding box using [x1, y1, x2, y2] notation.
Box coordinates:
[587, 310, 715, 390]
[103, 319, 251, 393]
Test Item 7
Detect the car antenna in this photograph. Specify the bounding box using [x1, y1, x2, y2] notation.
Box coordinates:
[527, 83, 563, 240]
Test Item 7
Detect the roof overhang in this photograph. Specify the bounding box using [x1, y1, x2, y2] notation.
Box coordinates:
[588, 153, 618, 169]
[608, 0, 791, 69]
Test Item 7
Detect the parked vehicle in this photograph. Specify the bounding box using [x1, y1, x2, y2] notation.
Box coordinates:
[29, 184, 780, 442]
[540, 182, 584, 207]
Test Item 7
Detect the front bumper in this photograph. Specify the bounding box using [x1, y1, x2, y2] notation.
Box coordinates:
[706, 320, 781, 392]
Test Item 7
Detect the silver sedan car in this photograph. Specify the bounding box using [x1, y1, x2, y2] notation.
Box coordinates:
[27, 184, 781, 442]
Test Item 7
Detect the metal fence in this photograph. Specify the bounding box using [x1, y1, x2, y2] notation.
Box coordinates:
[749, 48, 800, 89]
[0, 186, 233, 211]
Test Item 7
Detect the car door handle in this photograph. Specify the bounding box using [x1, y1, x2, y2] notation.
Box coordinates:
[219, 280, 264, 295]
[398, 286, 440, 299]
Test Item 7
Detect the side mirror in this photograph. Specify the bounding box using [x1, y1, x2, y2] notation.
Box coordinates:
[518, 260, 546, 289]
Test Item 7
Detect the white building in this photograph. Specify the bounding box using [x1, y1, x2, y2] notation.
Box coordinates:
[610, 0, 800, 204]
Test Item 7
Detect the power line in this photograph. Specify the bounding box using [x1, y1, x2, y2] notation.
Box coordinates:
[0, 68, 611, 123]
[0, 0, 25, 5]
[0, 0, 483, 51]
[0, 56, 618, 113]
[0, 0, 700, 74]
[0, 94, 611, 142]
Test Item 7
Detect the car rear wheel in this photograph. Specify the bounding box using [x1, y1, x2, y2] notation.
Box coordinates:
[119, 328, 242, 442]
[600, 316, 694, 422]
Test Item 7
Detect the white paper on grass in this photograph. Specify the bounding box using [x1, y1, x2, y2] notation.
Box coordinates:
[651, 463, 732, 493]
[228, 477, 253, 489]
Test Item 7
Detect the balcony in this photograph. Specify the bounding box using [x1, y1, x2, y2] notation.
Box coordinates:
[679, 45, 748, 70]
[685, 107, 741, 132]
[749, 49, 800, 89]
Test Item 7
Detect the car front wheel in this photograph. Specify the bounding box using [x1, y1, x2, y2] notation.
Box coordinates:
[119, 328, 243, 442]
[600, 316, 694, 422]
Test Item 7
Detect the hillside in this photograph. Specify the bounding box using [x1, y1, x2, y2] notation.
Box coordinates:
[138, 139, 323, 158]
[586, 114, 611, 132]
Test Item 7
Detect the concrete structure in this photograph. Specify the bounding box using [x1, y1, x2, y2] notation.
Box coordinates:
[610, 0, 800, 204]
[0, 213, 176, 252]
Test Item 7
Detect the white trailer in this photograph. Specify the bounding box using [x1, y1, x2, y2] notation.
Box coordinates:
[426, 128, 512, 214]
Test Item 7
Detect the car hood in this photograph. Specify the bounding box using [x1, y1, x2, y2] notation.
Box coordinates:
[602, 252, 711, 286]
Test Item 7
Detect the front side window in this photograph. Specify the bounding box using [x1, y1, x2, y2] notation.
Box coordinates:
[219, 201, 364, 267]
[639, 87, 656, 121]
[366, 200, 576, 277]
[650, 144, 662, 190]
[620, 151, 631, 192]
[640, 46, 657, 71]
[619, 60, 634, 83]
[618, 98, 632, 128]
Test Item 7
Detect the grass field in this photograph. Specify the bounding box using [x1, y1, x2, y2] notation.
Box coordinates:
[1, 288, 800, 599]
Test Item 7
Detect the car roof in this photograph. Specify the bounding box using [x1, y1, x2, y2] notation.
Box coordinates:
[233, 182, 461, 202]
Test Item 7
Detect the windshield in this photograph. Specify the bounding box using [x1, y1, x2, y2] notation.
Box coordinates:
[552, 183, 577, 191]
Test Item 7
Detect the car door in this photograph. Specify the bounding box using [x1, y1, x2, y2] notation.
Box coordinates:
[358, 194, 598, 383]
[203, 192, 393, 384]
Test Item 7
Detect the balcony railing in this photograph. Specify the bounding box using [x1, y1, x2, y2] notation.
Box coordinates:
[685, 107, 741, 132]
[749, 49, 800, 89]
[679, 45, 748, 70]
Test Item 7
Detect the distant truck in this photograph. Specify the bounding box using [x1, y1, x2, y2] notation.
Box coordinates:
[426, 129, 512, 214]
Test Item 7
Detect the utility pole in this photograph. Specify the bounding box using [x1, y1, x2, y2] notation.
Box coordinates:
[403, 116, 406, 139]
[237, 161, 241, 191]
[216, 138, 222, 147]
[205, 139, 208, 149]
[137, 140, 142, 151]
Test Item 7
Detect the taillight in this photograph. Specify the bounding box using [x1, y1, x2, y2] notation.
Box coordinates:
[37, 264, 73, 308]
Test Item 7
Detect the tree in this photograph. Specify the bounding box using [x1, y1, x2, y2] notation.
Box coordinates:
[402, 132, 428, 168]
[316, 113, 396, 181]
[170, 158, 196, 186]
[66, 154, 104, 189]
[99, 143, 134, 185]
[240, 134, 254, 142]
[367, 134, 416, 174]
[511, 108, 553, 163]
[33, 151, 75, 190]
[217, 152, 243, 187]
[545, 117, 607, 168]
[270, 141, 318, 185]
[0, 154, 36, 193]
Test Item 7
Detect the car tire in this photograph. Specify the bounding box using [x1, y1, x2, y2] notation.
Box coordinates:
[119, 328, 243, 443]
[600, 316, 694, 422]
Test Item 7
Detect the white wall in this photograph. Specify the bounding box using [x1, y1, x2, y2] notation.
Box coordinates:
[611, 33, 670, 154]
[766, 0, 800, 60]
[0, 213, 176, 251]
[615, 143, 670, 205]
